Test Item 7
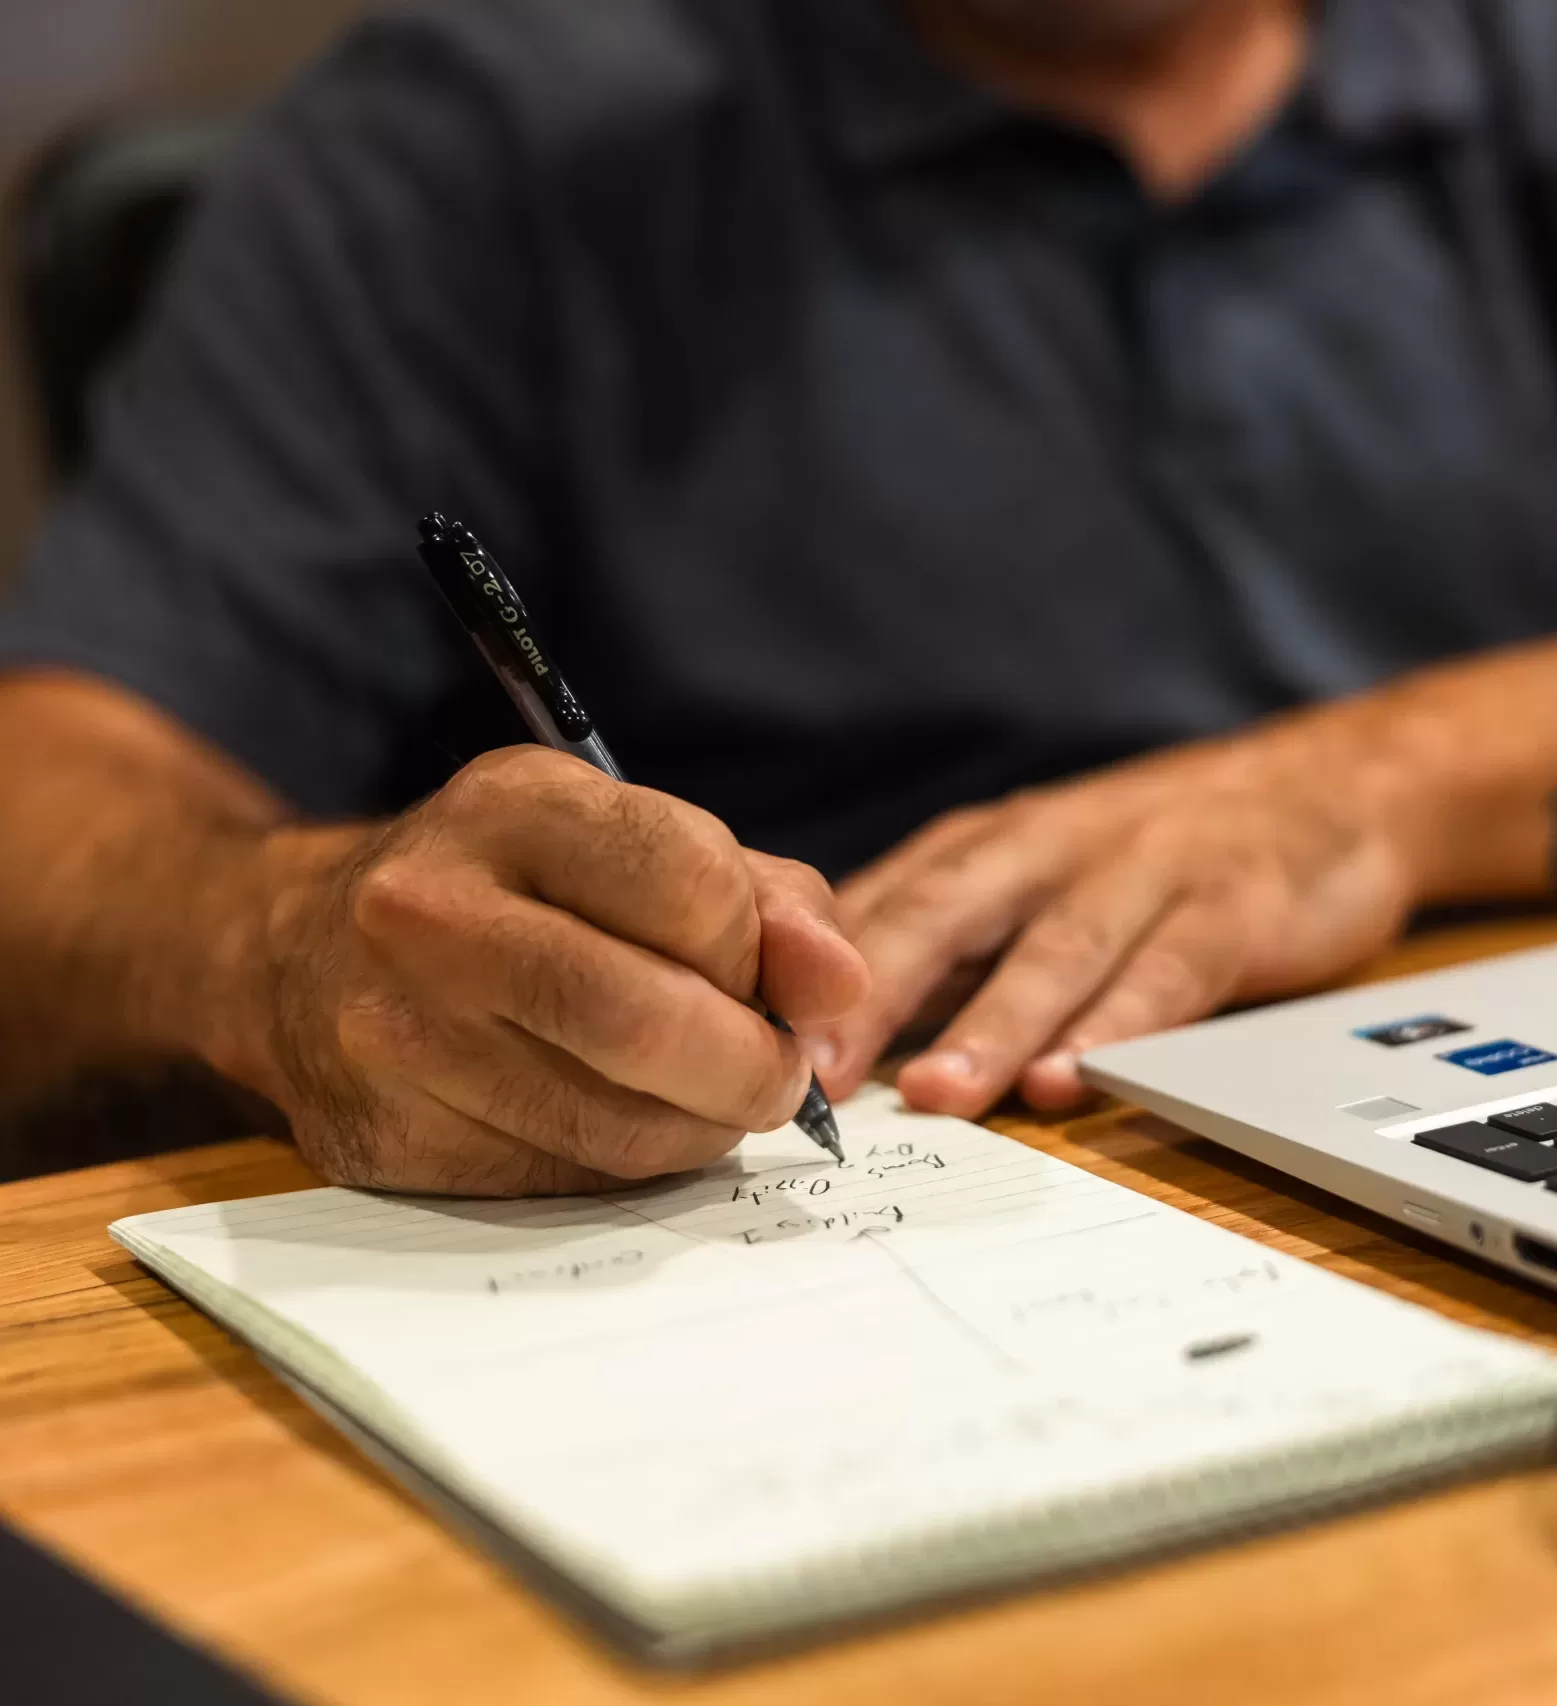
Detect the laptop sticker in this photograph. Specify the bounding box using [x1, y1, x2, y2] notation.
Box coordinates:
[1355, 1015, 1471, 1049]
[1437, 1039, 1557, 1077]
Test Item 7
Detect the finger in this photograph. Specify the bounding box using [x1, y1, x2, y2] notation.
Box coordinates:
[437, 748, 762, 1000]
[351, 868, 810, 1132]
[893, 957, 1002, 1049]
[299, 1074, 626, 1197]
[834, 807, 993, 936]
[745, 851, 871, 1026]
[1019, 892, 1253, 1113]
[283, 1045, 620, 1196]
[820, 826, 1080, 1096]
[896, 840, 1183, 1119]
[342, 1014, 746, 1184]
[833, 772, 1129, 937]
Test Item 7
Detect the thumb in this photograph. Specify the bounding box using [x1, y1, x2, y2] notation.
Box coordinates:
[745, 851, 870, 1027]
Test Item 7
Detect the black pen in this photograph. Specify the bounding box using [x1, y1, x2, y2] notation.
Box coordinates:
[416, 512, 845, 1164]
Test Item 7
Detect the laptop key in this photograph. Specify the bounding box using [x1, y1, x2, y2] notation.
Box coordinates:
[1413, 1121, 1557, 1182]
[1487, 1103, 1557, 1141]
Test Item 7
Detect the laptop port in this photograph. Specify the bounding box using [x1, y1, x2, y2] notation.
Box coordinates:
[1513, 1233, 1557, 1274]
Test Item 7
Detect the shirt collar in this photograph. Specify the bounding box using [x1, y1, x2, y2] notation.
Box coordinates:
[813, 0, 1487, 174]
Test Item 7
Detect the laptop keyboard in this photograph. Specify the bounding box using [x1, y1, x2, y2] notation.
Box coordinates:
[1485, 1103, 1557, 1139]
[1413, 1103, 1557, 1184]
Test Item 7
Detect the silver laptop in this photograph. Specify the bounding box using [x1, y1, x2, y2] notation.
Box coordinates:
[1081, 943, 1557, 1291]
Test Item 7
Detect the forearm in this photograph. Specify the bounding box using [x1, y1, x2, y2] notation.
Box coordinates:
[1228, 639, 1557, 908]
[0, 673, 328, 1108]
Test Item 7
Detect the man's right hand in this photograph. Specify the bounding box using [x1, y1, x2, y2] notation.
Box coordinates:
[240, 748, 869, 1196]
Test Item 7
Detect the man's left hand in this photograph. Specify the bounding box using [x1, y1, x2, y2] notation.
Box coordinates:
[810, 709, 1440, 1118]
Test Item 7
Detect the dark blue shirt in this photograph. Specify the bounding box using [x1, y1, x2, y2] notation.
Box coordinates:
[4, 0, 1557, 876]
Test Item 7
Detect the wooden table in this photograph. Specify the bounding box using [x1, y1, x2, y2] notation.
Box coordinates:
[9, 917, 1557, 1706]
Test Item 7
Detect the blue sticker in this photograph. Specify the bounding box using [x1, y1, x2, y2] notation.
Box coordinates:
[1355, 1014, 1470, 1048]
[1437, 1039, 1557, 1077]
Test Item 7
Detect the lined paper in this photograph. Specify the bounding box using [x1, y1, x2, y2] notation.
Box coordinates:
[112, 1087, 1557, 1645]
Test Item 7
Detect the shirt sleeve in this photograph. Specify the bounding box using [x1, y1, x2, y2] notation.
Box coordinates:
[0, 12, 554, 816]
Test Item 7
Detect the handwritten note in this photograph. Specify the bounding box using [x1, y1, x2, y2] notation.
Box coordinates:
[111, 1087, 1557, 1642]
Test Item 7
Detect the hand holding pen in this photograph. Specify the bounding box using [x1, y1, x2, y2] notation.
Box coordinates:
[254, 714, 866, 1197]
[416, 513, 858, 1164]
[206, 538, 867, 1201]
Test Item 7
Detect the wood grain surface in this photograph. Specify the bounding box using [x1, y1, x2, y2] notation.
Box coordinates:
[7, 914, 1557, 1706]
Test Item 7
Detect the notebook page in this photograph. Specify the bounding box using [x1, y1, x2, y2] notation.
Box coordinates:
[113, 1088, 1557, 1633]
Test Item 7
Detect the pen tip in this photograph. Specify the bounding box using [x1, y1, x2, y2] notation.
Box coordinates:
[812, 1111, 844, 1165]
[418, 512, 449, 544]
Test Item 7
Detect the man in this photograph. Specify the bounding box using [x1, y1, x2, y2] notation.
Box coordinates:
[3, 0, 1557, 1194]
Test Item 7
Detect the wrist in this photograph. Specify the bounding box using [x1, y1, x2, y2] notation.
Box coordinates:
[1287, 683, 1549, 910]
[195, 821, 369, 1108]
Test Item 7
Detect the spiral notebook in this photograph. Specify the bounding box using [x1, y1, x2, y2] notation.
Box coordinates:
[111, 1087, 1557, 1663]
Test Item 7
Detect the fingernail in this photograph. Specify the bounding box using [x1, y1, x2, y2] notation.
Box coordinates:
[918, 1050, 980, 1082]
[807, 1036, 838, 1072]
[1025, 1053, 1081, 1103]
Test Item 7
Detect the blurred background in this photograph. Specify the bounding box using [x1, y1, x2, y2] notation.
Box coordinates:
[0, 0, 372, 582]
[0, 0, 379, 1173]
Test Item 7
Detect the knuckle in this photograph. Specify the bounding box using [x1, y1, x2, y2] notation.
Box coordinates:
[1122, 948, 1210, 1018]
[352, 856, 443, 944]
[933, 805, 984, 838]
[879, 867, 963, 928]
[528, 762, 617, 833]
[650, 808, 759, 969]
[443, 744, 586, 824]
[764, 853, 828, 899]
[441, 748, 520, 821]
[758, 855, 841, 933]
[597, 786, 681, 884]
[902, 805, 986, 861]
[1015, 911, 1113, 973]
[1230, 850, 1292, 912]
[663, 805, 746, 907]
[1132, 815, 1185, 860]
